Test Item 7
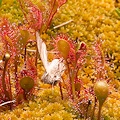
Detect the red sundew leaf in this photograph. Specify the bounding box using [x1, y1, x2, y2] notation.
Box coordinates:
[58, 0, 67, 7]
[0, 18, 20, 56]
[79, 42, 87, 51]
[54, 34, 76, 63]
[20, 57, 37, 81]
[76, 42, 87, 68]
[20, 69, 37, 82]
[0, 18, 10, 35]
[69, 48, 76, 62]
[28, 6, 42, 30]
[18, 0, 42, 31]
[49, 0, 67, 10]
[18, 58, 37, 100]
[46, 0, 59, 28]
[17, 30, 30, 54]
[44, 0, 67, 31]
[4, 35, 13, 47]
[57, 39, 70, 60]
[18, 0, 67, 32]
[0, 18, 33, 57]
[54, 34, 74, 49]
[0, 72, 11, 102]
[93, 38, 107, 80]
[0, 18, 18, 40]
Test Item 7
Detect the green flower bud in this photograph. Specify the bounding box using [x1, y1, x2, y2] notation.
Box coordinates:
[20, 77, 34, 92]
[94, 81, 108, 105]
[3, 53, 10, 61]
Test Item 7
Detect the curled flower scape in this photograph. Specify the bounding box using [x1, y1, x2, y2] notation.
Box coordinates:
[36, 32, 65, 85]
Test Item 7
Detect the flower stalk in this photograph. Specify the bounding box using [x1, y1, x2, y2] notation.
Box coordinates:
[2, 53, 12, 103]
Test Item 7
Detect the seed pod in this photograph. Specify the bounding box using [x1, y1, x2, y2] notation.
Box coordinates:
[3, 53, 10, 61]
[57, 39, 70, 60]
[20, 77, 34, 92]
[94, 81, 108, 105]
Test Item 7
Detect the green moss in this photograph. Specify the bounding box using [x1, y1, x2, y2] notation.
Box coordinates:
[0, 87, 75, 119]
[0, 0, 23, 23]
[1, 0, 120, 119]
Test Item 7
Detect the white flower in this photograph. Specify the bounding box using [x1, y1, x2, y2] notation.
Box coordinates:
[36, 32, 65, 85]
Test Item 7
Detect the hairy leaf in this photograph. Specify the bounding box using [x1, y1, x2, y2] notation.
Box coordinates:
[17, 30, 29, 53]
[57, 39, 70, 60]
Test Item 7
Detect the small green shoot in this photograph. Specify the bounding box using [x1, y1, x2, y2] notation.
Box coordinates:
[0, 0, 2, 6]
[115, 8, 120, 16]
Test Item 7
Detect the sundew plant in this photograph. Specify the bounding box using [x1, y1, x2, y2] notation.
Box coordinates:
[0, 0, 120, 120]
[0, 0, 67, 107]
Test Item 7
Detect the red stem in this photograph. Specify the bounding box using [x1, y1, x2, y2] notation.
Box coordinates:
[91, 97, 97, 120]
[98, 103, 102, 120]
[59, 82, 63, 100]
[2, 60, 10, 101]
[15, 55, 19, 94]
[23, 90, 27, 100]
[24, 45, 27, 68]
[8, 68, 13, 109]
[66, 60, 75, 99]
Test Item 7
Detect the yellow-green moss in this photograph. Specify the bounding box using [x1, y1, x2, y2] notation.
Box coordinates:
[1, 0, 120, 119]
[0, 87, 75, 120]
[0, 0, 23, 23]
